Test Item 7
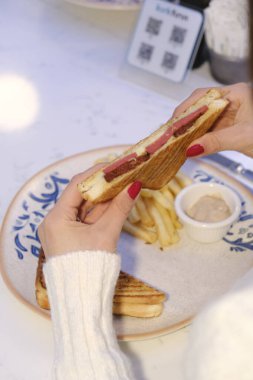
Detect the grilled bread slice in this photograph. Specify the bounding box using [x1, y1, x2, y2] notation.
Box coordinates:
[113, 303, 163, 318]
[78, 89, 229, 204]
[35, 249, 166, 318]
[114, 271, 166, 305]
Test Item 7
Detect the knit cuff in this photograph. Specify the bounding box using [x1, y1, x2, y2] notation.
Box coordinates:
[44, 251, 125, 379]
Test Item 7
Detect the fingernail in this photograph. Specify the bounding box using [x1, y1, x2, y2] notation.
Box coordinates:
[128, 181, 142, 200]
[186, 144, 204, 157]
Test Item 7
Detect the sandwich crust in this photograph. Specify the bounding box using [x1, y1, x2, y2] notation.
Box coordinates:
[35, 249, 166, 318]
[113, 302, 163, 318]
[78, 89, 229, 204]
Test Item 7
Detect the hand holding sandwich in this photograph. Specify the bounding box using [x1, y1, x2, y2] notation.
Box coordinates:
[78, 89, 228, 204]
[38, 164, 142, 258]
[38, 165, 141, 380]
[173, 83, 253, 158]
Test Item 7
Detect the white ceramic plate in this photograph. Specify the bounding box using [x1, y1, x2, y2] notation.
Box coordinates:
[64, 0, 142, 11]
[1, 146, 253, 341]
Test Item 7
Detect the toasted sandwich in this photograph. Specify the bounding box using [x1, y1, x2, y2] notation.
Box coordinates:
[78, 89, 229, 204]
[35, 249, 166, 318]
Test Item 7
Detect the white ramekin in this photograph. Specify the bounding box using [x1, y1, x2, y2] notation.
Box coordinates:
[175, 183, 242, 243]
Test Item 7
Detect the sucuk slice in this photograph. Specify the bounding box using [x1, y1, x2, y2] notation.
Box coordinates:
[172, 105, 208, 132]
[103, 105, 208, 182]
[104, 153, 150, 182]
[146, 105, 208, 154]
[103, 153, 137, 174]
[146, 128, 174, 154]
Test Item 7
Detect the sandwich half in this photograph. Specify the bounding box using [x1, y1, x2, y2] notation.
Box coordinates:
[78, 89, 229, 204]
[35, 249, 166, 318]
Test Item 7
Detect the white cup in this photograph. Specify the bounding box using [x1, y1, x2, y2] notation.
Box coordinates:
[175, 183, 241, 243]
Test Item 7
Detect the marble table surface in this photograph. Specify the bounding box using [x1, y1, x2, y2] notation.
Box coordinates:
[0, 0, 252, 379]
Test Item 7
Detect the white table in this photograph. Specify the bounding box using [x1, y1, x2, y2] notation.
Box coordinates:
[0, 1, 252, 379]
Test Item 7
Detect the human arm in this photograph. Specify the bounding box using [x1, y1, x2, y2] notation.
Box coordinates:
[38, 166, 141, 380]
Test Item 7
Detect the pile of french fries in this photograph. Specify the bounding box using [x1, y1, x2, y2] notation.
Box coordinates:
[123, 173, 192, 249]
[95, 154, 192, 249]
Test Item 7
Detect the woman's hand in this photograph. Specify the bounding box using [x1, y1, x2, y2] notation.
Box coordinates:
[173, 83, 253, 158]
[38, 165, 142, 258]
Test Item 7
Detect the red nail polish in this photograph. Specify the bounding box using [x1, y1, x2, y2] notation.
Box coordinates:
[128, 181, 142, 200]
[186, 144, 204, 157]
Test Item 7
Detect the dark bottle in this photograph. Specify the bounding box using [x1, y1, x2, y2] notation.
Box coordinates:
[180, 0, 211, 68]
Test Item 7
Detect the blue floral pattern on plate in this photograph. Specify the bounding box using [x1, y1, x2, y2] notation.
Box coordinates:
[12, 169, 253, 260]
[13, 173, 69, 259]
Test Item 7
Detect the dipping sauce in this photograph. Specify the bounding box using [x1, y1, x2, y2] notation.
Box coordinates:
[187, 194, 231, 223]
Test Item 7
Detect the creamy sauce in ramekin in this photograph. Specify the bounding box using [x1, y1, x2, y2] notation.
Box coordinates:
[187, 194, 231, 223]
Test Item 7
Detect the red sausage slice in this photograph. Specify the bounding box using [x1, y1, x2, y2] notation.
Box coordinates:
[146, 105, 208, 154]
[103, 153, 137, 174]
[172, 105, 208, 133]
[103, 105, 208, 181]
[146, 128, 174, 154]
[103, 153, 149, 182]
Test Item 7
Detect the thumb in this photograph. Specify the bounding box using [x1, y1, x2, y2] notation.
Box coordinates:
[186, 124, 248, 157]
[98, 181, 142, 235]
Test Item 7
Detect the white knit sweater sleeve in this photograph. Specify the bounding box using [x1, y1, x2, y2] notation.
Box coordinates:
[44, 251, 133, 380]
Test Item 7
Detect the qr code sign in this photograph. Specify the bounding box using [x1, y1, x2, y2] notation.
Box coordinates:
[146, 17, 163, 36]
[161, 52, 178, 70]
[170, 26, 187, 44]
[138, 42, 154, 62]
[128, 0, 204, 82]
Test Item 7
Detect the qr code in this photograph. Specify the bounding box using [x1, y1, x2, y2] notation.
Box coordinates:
[138, 42, 154, 62]
[161, 52, 178, 70]
[170, 26, 187, 44]
[146, 17, 163, 36]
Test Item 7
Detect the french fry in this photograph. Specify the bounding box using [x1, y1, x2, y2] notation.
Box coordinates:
[175, 172, 193, 188]
[167, 178, 182, 196]
[128, 205, 140, 224]
[154, 201, 175, 243]
[140, 188, 154, 198]
[155, 198, 181, 239]
[144, 198, 171, 248]
[161, 187, 175, 203]
[152, 191, 172, 210]
[123, 220, 157, 244]
[174, 219, 182, 229]
[168, 206, 182, 229]
[159, 191, 178, 226]
[136, 196, 154, 227]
